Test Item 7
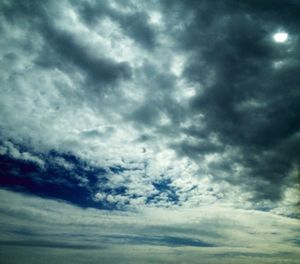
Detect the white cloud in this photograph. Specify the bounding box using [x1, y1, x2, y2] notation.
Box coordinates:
[0, 189, 299, 264]
[0, 141, 45, 167]
[0, 0, 298, 218]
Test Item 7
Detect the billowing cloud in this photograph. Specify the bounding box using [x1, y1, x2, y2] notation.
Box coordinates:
[0, 0, 299, 262]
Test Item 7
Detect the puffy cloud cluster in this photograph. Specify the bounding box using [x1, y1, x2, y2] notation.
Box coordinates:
[0, 0, 299, 217]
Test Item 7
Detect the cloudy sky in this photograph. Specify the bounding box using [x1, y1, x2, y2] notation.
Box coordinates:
[0, 0, 299, 263]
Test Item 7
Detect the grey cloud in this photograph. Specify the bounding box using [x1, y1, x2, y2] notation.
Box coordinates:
[162, 0, 300, 202]
[1, 189, 299, 264]
[80, 127, 115, 139]
[1, 0, 132, 90]
[125, 62, 183, 131]
[172, 139, 223, 157]
[102, 234, 215, 247]
[1, 1, 300, 262]
[0, 240, 105, 250]
[129, 104, 161, 126]
[79, 1, 157, 50]
[0, 0, 299, 214]
[39, 24, 132, 87]
[117, 12, 157, 50]
[0, 0, 46, 22]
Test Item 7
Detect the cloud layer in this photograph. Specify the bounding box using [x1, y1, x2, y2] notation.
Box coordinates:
[0, 189, 299, 264]
[0, 0, 299, 262]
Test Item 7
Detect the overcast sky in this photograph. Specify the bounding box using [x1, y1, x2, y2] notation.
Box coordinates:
[0, 0, 299, 263]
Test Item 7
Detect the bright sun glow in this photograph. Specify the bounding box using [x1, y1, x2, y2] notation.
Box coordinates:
[273, 32, 288, 43]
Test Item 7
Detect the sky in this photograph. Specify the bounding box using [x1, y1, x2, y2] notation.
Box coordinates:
[0, 0, 299, 263]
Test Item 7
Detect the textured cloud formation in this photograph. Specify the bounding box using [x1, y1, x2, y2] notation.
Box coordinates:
[0, 190, 299, 264]
[166, 0, 300, 203]
[1, 0, 298, 212]
[0, 0, 299, 262]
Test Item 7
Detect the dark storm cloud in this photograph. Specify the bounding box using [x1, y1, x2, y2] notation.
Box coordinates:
[241, 0, 300, 30]
[39, 24, 131, 86]
[1, 0, 299, 209]
[172, 139, 223, 157]
[2, 1, 300, 262]
[1, 0, 131, 89]
[163, 0, 300, 201]
[0, 0, 45, 20]
[118, 13, 157, 50]
[78, 1, 157, 50]
[129, 104, 161, 126]
[126, 62, 182, 129]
